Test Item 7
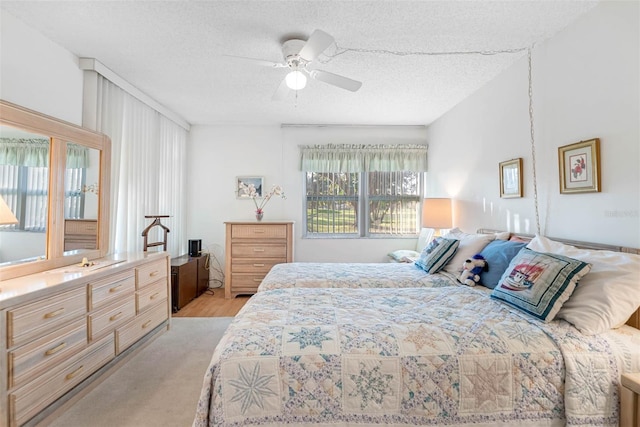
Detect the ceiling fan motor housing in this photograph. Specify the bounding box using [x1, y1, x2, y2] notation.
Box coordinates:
[282, 39, 307, 68]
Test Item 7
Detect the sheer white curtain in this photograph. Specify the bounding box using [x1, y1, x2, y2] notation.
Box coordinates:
[92, 75, 187, 257]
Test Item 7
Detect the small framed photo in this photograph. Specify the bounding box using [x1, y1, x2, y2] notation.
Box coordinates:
[558, 138, 600, 194]
[236, 176, 263, 199]
[499, 158, 523, 198]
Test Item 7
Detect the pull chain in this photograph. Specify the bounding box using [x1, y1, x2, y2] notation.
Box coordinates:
[528, 47, 541, 236]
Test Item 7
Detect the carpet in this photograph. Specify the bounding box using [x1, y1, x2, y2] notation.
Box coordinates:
[47, 317, 233, 427]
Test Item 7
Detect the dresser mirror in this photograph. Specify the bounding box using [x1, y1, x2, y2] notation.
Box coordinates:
[0, 100, 111, 281]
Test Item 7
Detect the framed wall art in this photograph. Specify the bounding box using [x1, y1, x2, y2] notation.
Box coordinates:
[558, 138, 600, 194]
[236, 176, 264, 199]
[499, 158, 523, 198]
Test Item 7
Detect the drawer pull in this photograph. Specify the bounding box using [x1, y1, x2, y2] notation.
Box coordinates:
[253, 230, 266, 233]
[253, 248, 265, 252]
[142, 320, 152, 329]
[253, 263, 265, 267]
[109, 312, 123, 321]
[65, 365, 84, 381]
[150, 271, 159, 277]
[253, 278, 262, 282]
[44, 308, 65, 319]
[45, 342, 66, 356]
[109, 285, 122, 293]
[150, 292, 160, 300]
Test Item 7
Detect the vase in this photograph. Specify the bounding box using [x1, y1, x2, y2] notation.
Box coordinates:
[256, 212, 264, 221]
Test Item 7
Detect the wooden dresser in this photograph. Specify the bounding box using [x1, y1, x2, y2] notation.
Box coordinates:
[224, 221, 293, 298]
[0, 252, 170, 427]
[63, 219, 98, 251]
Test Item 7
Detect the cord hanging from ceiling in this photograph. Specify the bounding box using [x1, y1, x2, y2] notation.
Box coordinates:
[527, 46, 541, 236]
[319, 45, 528, 63]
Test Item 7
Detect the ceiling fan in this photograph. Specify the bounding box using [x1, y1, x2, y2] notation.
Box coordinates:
[225, 29, 362, 101]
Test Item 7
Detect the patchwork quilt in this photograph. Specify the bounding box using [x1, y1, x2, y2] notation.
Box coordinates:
[194, 286, 636, 427]
[258, 262, 457, 292]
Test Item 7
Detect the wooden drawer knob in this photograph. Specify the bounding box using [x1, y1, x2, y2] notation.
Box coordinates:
[44, 308, 65, 319]
[45, 342, 66, 356]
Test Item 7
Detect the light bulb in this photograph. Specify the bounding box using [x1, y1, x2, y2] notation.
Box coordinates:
[285, 70, 307, 90]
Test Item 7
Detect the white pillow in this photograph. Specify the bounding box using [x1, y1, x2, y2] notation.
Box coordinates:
[527, 235, 640, 335]
[441, 228, 495, 274]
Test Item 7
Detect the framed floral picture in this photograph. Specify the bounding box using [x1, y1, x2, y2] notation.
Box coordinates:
[558, 138, 600, 194]
[499, 158, 523, 198]
[236, 176, 263, 199]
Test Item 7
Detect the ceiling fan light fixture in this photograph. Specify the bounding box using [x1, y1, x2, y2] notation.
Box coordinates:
[285, 70, 307, 90]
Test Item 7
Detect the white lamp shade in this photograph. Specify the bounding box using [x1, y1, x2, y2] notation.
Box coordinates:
[285, 70, 307, 90]
[0, 195, 18, 225]
[421, 198, 452, 229]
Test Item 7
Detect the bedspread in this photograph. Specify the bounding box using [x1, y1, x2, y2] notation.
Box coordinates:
[258, 262, 457, 292]
[194, 286, 629, 427]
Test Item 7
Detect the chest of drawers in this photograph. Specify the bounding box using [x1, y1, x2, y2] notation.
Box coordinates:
[224, 221, 293, 298]
[0, 252, 170, 427]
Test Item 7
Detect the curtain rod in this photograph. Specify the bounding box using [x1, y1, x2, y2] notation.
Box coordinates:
[79, 58, 191, 131]
[281, 124, 426, 129]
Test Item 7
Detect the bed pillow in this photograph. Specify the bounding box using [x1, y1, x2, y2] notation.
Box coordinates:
[490, 247, 591, 322]
[478, 240, 528, 289]
[388, 249, 420, 263]
[441, 228, 495, 274]
[415, 237, 459, 274]
[527, 235, 640, 335]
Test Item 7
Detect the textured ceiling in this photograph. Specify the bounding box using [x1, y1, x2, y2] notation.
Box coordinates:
[1, 1, 598, 126]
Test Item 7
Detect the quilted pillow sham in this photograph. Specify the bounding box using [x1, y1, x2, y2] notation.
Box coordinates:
[527, 235, 640, 334]
[441, 228, 496, 274]
[415, 237, 459, 274]
[490, 247, 591, 322]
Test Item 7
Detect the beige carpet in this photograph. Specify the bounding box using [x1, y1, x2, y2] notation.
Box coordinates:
[47, 317, 233, 427]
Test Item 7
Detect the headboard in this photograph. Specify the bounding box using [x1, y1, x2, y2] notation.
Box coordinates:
[477, 229, 640, 330]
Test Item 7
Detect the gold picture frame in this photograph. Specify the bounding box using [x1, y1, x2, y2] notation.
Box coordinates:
[558, 138, 600, 194]
[499, 158, 523, 198]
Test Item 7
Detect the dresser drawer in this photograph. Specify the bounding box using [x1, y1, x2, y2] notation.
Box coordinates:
[115, 301, 167, 354]
[136, 279, 168, 313]
[64, 219, 98, 235]
[7, 287, 86, 348]
[230, 274, 266, 291]
[8, 317, 87, 390]
[231, 224, 288, 239]
[88, 270, 136, 310]
[231, 259, 284, 274]
[9, 334, 114, 427]
[136, 258, 168, 289]
[231, 244, 287, 258]
[88, 298, 136, 341]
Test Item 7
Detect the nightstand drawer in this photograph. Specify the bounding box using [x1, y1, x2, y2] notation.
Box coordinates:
[7, 288, 86, 348]
[231, 244, 286, 258]
[232, 224, 288, 239]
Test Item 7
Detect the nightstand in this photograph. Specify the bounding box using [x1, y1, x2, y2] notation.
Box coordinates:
[621, 372, 640, 427]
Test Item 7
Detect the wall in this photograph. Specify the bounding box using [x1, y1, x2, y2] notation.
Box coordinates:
[426, 1, 639, 247]
[186, 125, 427, 264]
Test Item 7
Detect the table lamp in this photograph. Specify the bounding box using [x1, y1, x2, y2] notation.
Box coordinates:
[0, 195, 18, 225]
[421, 198, 452, 237]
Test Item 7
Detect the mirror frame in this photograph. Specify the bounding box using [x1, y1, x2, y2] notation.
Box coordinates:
[0, 100, 110, 281]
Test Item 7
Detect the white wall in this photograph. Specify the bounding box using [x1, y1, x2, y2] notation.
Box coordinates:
[0, 11, 83, 123]
[186, 125, 427, 264]
[426, 1, 639, 247]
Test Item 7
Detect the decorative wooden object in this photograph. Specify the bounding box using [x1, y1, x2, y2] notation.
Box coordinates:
[141, 215, 170, 251]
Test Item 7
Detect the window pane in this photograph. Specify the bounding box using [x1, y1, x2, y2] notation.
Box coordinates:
[368, 171, 420, 235]
[306, 172, 359, 234]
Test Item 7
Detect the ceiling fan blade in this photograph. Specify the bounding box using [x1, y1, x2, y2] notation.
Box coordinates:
[309, 69, 362, 92]
[222, 54, 286, 68]
[298, 29, 334, 62]
[272, 78, 290, 101]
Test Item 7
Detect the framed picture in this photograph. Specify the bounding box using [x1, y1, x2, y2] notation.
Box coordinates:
[499, 158, 523, 198]
[236, 176, 263, 199]
[558, 138, 600, 194]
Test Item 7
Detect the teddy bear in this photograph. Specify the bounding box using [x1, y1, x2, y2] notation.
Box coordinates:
[458, 254, 488, 287]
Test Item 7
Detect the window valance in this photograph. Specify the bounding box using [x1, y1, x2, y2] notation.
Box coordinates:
[0, 138, 89, 168]
[299, 144, 428, 173]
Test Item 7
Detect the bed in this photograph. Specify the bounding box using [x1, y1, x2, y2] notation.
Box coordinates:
[193, 231, 640, 427]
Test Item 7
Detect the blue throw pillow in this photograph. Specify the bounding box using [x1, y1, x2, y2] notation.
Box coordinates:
[479, 240, 527, 289]
[490, 248, 591, 322]
[415, 238, 459, 274]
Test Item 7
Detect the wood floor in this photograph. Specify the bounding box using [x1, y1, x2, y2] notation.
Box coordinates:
[172, 286, 251, 317]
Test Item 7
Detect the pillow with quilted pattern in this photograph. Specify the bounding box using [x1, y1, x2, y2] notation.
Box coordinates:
[415, 238, 459, 274]
[490, 248, 591, 322]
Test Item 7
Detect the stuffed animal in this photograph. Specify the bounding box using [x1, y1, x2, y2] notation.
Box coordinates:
[458, 254, 488, 287]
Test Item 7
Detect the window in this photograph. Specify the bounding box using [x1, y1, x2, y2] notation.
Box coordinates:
[0, 164, 49, 232]
[301, 143, 428, 238]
